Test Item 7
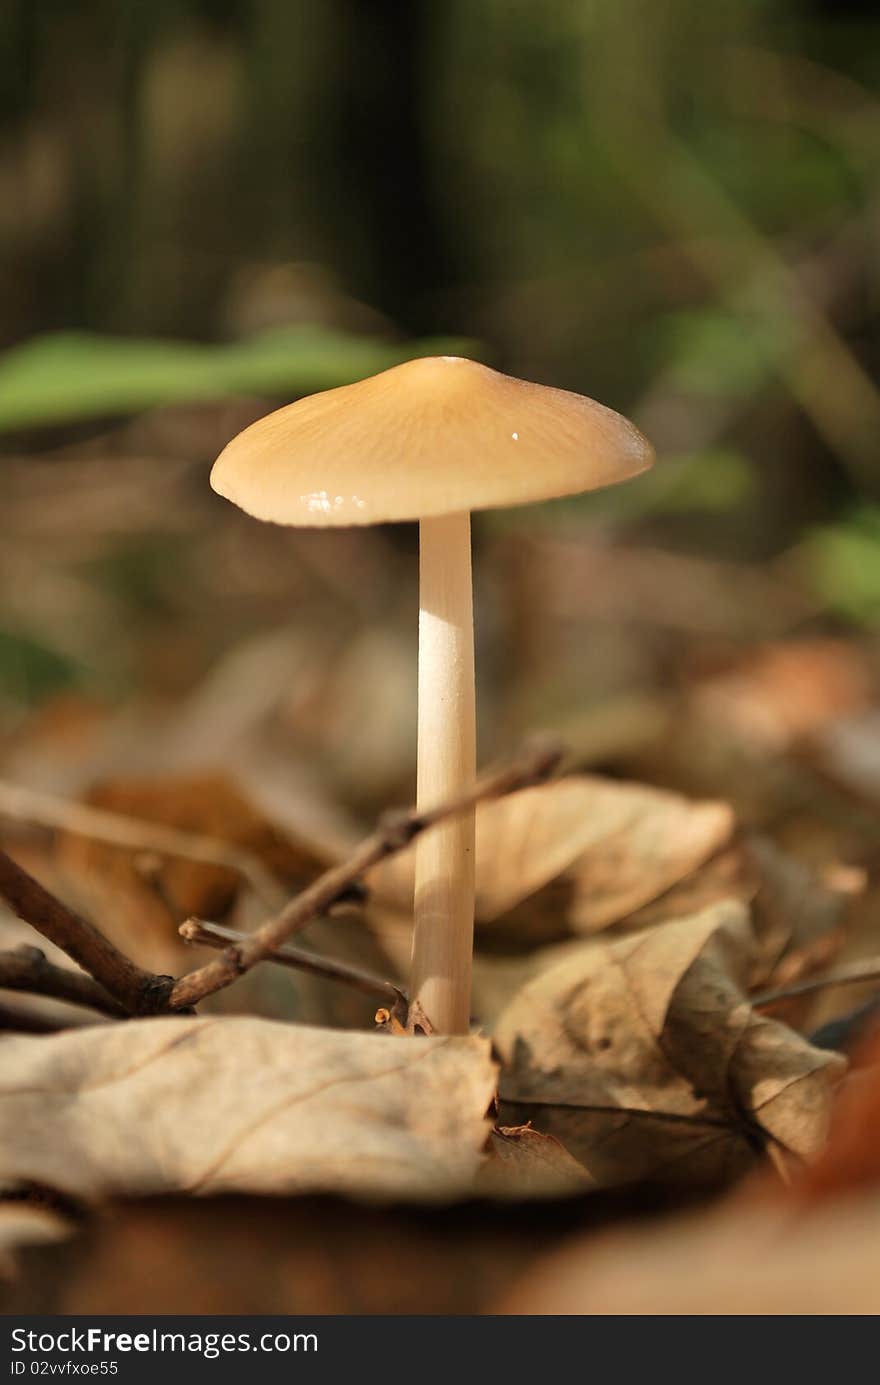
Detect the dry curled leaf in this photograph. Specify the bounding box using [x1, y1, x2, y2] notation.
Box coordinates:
[371, 776, 733, 942]
[480, 1124, 593, 1198]
[502, 1038, 880, 1314]
[747, 836, 851, 996]
[494, 900, 845, 1189]
[621, 835, 854, 1033]
[477, 779, 733, 933]
[796, 1022, 880, 1202]
[621, 843, 756, 932]
[0, 1018, 496, 1202]
[57, 772, 330, 925]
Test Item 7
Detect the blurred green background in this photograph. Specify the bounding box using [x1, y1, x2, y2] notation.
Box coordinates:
[0, 0, 878, 795]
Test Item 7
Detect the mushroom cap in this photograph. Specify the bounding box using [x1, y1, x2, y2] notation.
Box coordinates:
[211, 355, 654, 527]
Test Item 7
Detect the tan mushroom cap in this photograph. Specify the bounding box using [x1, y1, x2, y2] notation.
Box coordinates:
[211, 355, 654, 527]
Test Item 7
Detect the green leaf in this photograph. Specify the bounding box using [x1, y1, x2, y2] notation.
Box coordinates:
[0, 628, 86, 703]
[485, 447, 755, 532]
[652, 309, 794, 399]
[800, 507, 880, 625]
[0, 326, 479, 431]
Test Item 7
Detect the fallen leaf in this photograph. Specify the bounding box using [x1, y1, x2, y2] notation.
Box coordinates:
[472, 950, 551, 1028]
[494, 900, 845, 1188]
[747, 836, 851, 996]
[481, 780, 733, 933]
[620, 834, 854, 1028]
[689, 639, 871, 753]
[479, 1125, 593, 1198]
[596, 824, 853, 981]
[57, 771, 329, 926]
[621, 843, 755, 931]
[502, 1022, 880, 1314]
[470, 830, 852, 1029]
[370, 776, 733, 941]
[0, 1018, 496, 1202]
[796, 1022, 880, 1202]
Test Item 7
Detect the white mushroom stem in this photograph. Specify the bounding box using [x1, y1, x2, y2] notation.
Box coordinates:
[411, 510, 476, 1034]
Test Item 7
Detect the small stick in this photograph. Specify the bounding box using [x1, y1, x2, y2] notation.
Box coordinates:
[179, 918, 401, 1003]
[169, 739, 562, 1012]
[0, 742, 560, 1024]
[0, 780, 284, 908]
[753, 957, 880, 1009]
[0, 850, 172, 1015]
[0, 945, 127, 1018]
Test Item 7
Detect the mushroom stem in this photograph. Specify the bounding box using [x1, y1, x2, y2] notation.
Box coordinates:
[411, 510, 476, 1034]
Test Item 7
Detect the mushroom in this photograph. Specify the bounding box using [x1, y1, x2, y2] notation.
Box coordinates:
[211, 356, 654, 1033]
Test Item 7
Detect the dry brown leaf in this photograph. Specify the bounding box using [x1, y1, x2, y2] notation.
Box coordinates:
[620, 836, 854, 1035]
[621, 843, 756, 931]
[494, 900, 845, 1188]
[747, 836, 852, 1015]
[0, 1018, 496, 1202]
[471, 950, 553, 1028]
[471, 825, 852, 1031]
[480, 780, 733, 933]
[498, 1190, 880, 1314]
[57, 772, 330, 927]
[479, 1124, 593, 1198]
[689, 639, 871, 754]
[371, 776, 733, 940]
[796, 1022, 880, 1201]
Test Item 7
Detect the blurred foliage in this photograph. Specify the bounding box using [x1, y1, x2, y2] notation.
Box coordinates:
[802, 507, 880, 623]
[0, 628, 86, 704]
[487, 448, 757, 535]
[654, 310, 796, 401]
[0, 0, 878, 715]
[0, 327, 475, 430]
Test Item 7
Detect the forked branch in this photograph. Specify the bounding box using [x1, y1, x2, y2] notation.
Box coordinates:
[0, 740, 563, 1024]
[180, 919, 401, 1002]
[0, 945, 127, 1018]
[0, 850, 173, 1015]
[170, 739, 562, 1009]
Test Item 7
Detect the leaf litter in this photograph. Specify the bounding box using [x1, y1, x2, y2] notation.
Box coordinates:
[494, 899, 846, 1187]
[0, 1018, 497, 1201]
[370, 775, 734, 945]
[0, 752, 872, 1309]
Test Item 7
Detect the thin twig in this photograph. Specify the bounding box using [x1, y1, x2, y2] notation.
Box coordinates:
[179, 918, 402, 1003]
[0, 742, 562, 1023]
[753, 957, 880, 1009]
[0, 780, 285, 909]
[0, 850, 173, 1016]
[169, 739, 563, 1011]
[0, 945, 127, 1018]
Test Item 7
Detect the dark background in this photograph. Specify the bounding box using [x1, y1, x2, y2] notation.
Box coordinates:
[0, 0, 878, 810]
